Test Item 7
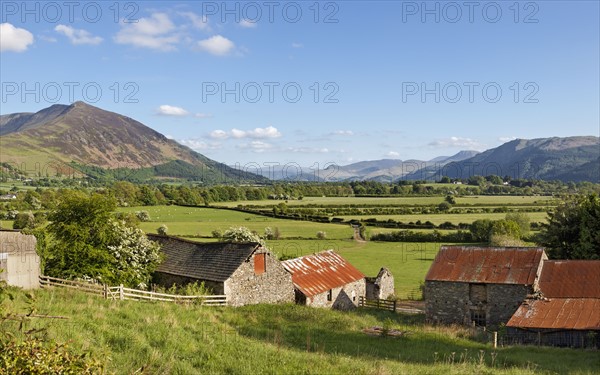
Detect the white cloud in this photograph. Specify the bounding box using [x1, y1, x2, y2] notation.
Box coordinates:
[238, 141, 273, 152]
[114, 13, 179, 51]
[210, 126, 282, 139]
[428, 137, 484, 149]
[38, 35, 57, 43]
[287, 147, 329, 154]
[498, 136, 517, 143]
[291, 42, 303, 48]
[157, 105, 189, 116]
[178, 139, 222, 151]
[0, 23, 34, 52]
[197, 35, 235, 56]
[210, 130, 228, 139]
[55, 25, 103, 45]
[179, 12, 210, 31]
[194, 113, 212, 119]
[331, 130, 354, 136]
[385, 151, 400, 158]
[239, 19, 257, 28]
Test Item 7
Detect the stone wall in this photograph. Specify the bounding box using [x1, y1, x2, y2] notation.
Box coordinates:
[425, 281, 532, 327]
[225, 252, 294, 307]
[366, 268, 395, 300]
[306, 278, 366, 310]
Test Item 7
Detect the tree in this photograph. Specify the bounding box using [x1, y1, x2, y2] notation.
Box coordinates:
[438, 201, 452, 212]
[43, 192, 162, 286]
[505, 212, 530, 237]
[13, 212, 36, 230]
[470, 219, 494, 242]
[538, 194, 600, 259]
[222, 227, 265, 246]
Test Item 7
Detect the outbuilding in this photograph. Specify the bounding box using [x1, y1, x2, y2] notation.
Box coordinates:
[0, 231, 40, 289]
[506, 260, 600, 348]
[282, 250, 366, 310]
[424, 246, 546, 327]
[149, 234, 294, 307]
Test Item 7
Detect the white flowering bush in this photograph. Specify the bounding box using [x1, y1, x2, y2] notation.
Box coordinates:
[107, 220, 162, 288]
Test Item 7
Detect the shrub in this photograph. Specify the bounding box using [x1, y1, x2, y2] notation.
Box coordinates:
[157, 224, 168, 236]
[316, 231, 327, 239]
[135, 210, 151, 222]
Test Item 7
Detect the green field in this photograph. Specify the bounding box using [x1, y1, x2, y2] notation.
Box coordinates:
[4, 287, 598, 374]
[212, 195, 555, 207]
[119, 206, 355, 240]
[337, 212, 550, 225]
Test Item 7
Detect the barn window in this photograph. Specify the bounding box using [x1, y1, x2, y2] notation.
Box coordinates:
[470, 310, 486, 327]
[254, 253, 266, 275]
[327, 289, 332, 301]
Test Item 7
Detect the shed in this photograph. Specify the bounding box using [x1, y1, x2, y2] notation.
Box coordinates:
[281, 250, 366, 310]
[366, 267, 395, 300]
[424, 246, 547, 327]
[506, 260, 600, 348]
[149, 234, 294, 307]
[0, 231, 40, 289]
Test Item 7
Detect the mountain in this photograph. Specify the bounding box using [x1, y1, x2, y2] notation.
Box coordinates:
[254, 151, 479, 182]
[0, 102, 265, 183]
[405, 137, 599, 182]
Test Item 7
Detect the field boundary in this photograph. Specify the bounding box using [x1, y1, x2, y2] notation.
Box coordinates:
[39, 275, 227, 306]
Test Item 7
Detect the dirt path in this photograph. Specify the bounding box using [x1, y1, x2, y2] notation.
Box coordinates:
[353, 226, 366, 243]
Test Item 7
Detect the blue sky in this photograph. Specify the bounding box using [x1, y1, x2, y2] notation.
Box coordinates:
[1, 1, 599, 166]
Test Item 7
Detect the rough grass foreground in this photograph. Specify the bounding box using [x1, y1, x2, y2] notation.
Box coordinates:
[3, 288, 598, 374]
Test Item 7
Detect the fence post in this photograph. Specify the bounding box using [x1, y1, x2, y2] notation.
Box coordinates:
[103, 284, 108, 299]
[119, 284, 124, 300]
[393, 300, 397, 312]
[493, 331, 497, 349]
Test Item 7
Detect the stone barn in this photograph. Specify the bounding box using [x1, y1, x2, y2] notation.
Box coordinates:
[281, 250, 366, 310]
[0, 231, 40, 289]
[366, 267, 395, 300]
[149, 234, 294, 307]
[507, 260, 600, 348]
[424, 246, 546, 327]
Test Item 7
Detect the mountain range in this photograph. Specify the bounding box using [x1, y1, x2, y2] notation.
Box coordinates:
[1, 103, 598, 183]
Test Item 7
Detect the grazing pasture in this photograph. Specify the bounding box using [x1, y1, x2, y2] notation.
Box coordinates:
[5, 287, 598, 375]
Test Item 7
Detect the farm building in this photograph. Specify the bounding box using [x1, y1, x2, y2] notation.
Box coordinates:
[281, 250, 366, 310]
[0, 231, 40, 289]
[424, 246, 547, 327]
[366, 267, 395, 300]
[506, 260, 600, 348]
[148, 234, 294, 307]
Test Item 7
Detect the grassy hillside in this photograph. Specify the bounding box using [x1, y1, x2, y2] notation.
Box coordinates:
[5, 287, 599, 374]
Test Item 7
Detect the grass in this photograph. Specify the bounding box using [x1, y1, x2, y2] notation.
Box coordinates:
[3, 287, 598, 374]
[337, 212, 550, 225]
[212, 196, 555, 207]
[119, 205, 355, 240]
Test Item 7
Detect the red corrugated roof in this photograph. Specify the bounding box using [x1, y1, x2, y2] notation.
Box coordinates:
[425, 246, 546, 285]
[281, 250, 365, 297]
[507, 298, 600, 330]
[538, 260, 600, 298]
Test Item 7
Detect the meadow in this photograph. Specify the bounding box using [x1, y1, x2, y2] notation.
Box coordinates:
[4, 287, 598, 375]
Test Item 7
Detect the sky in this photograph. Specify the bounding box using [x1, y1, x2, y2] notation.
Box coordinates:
[1, 1, 599, 167]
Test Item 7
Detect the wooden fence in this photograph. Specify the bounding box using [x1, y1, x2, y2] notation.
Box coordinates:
[39, 275, 227, 306]
[358, 296, 397, 312]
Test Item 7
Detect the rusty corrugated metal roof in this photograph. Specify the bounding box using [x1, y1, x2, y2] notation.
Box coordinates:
[507, 298, 600, 330]
[281, 250, 365, 297]
[539, 260, 600, 298]
[425, 246, 546, 285]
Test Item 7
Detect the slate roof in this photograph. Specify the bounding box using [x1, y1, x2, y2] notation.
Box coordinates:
[281, 250, 365, 297]
[148, 234, 260, 283]
[425, 246, 546, 285]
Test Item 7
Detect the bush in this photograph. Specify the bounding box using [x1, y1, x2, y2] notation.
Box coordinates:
[211, 229, 222, 239]
[135, 210, 151, 222]
[316, 231, 327, 239]
[157, 224, 168, 236]
[13, 212, 36, 230]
